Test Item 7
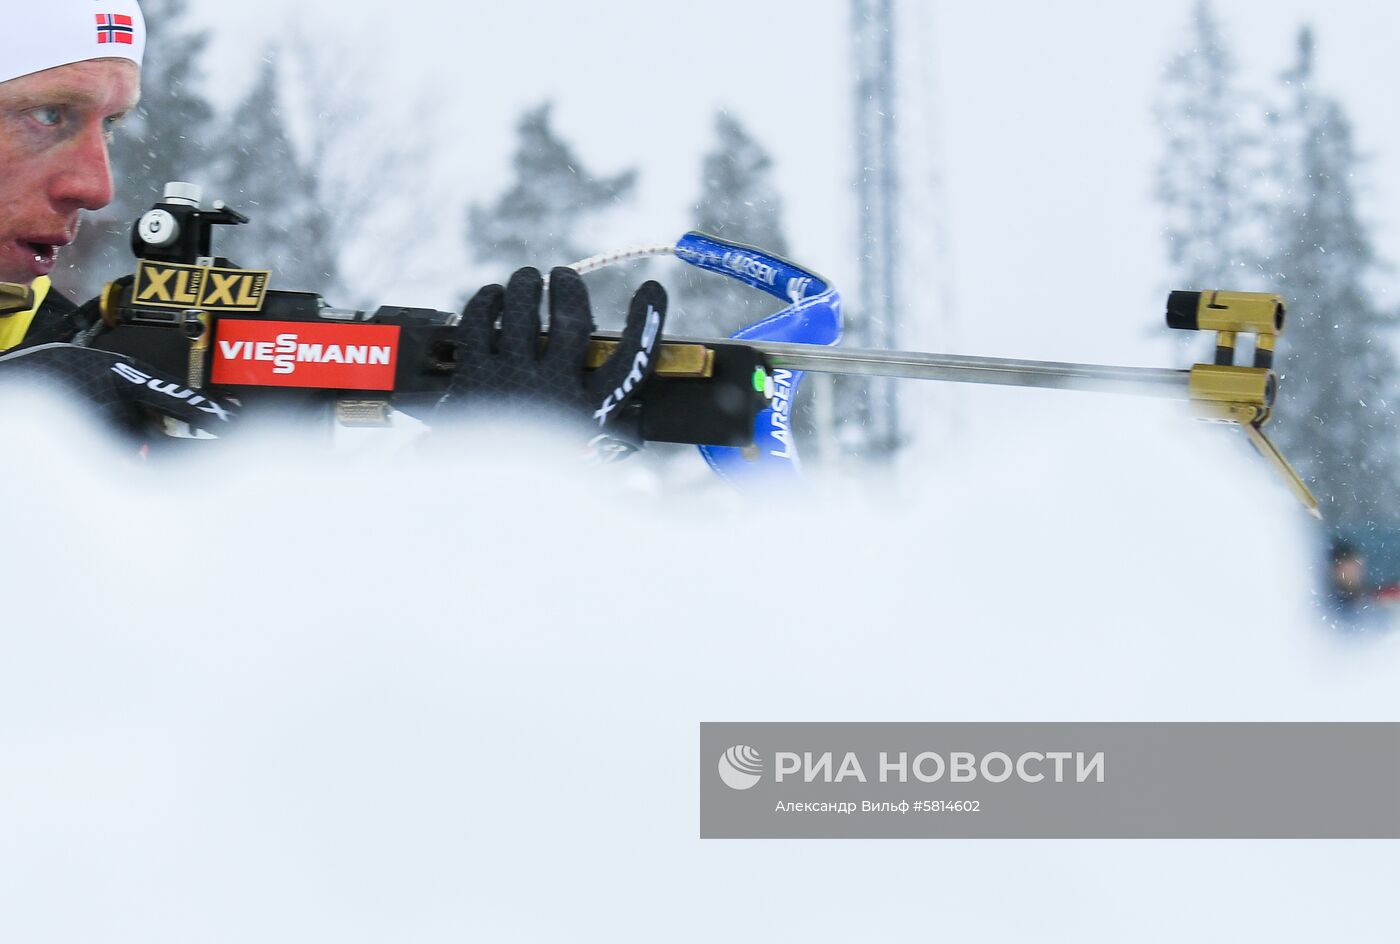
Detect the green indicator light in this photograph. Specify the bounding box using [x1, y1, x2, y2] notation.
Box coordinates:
[753, 368, 767, 393]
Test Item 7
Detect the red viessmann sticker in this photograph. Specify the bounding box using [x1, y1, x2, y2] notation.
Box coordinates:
[211, 320, 401, 390]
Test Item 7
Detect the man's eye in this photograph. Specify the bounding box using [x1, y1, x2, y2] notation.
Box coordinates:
[103, 114, 125, 140]
[30, 105, 64, 127]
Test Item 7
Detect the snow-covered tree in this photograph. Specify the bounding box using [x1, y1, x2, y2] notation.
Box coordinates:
[465, 104, 638, 323]
[671, 109, 828, 464]
[467, 103, 634, 271]
[676, 110, 790, 338]
[1155, 13, 1400, 523]
[62, 0, 221, 298]
[1155, 1, 1266, 294]
[275, 30, 435, 309]
[214, 56, 338, 296]
[1261, 29, 1400, 524]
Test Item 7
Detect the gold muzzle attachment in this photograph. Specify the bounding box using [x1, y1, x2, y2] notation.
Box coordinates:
[1168, 289, 1317, 516]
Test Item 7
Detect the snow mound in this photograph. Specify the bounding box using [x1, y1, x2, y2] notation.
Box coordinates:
[0, 387, 1394, 942]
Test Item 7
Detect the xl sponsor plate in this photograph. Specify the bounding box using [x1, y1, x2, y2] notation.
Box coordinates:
[211, 320, 401, 390]
[133, 260, 271, 312]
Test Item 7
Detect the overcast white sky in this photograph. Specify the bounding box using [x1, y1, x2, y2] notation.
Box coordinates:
[194, 0, 1400, 368]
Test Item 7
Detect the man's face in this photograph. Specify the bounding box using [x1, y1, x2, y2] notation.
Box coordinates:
[0, 59, 139, 285]
[1333, 556, 1365, 594]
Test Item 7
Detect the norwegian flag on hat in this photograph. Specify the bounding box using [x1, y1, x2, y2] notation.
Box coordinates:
[96, 13, 136, 45]
[0, 1, 146, 86]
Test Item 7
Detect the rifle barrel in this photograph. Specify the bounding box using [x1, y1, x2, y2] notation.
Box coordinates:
[604, 331, 1193, 399]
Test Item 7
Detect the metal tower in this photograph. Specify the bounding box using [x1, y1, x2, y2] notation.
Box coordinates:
[840, 0, 903, 459]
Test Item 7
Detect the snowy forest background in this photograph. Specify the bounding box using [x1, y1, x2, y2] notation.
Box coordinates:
[58, 0, 1400, 567]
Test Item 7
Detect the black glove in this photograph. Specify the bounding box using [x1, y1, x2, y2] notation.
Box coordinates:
[436, 266, 667, 446]
[0, 343, 237, 439]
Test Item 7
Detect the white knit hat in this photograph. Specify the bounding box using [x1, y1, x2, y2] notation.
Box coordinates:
[0, 0, 146, 85]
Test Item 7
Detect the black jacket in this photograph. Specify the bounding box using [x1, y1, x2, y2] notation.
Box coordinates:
[19, 287, 93, 348]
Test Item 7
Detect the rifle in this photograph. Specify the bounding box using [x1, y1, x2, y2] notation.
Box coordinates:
[2, 181, 1317, 515]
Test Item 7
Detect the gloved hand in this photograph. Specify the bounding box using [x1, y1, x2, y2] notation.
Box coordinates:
[0, 342, 237, 439]
[436, 266, 667, 449]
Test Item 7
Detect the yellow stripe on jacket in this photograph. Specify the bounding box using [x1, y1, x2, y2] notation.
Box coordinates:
[0, 276, 52, 352]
